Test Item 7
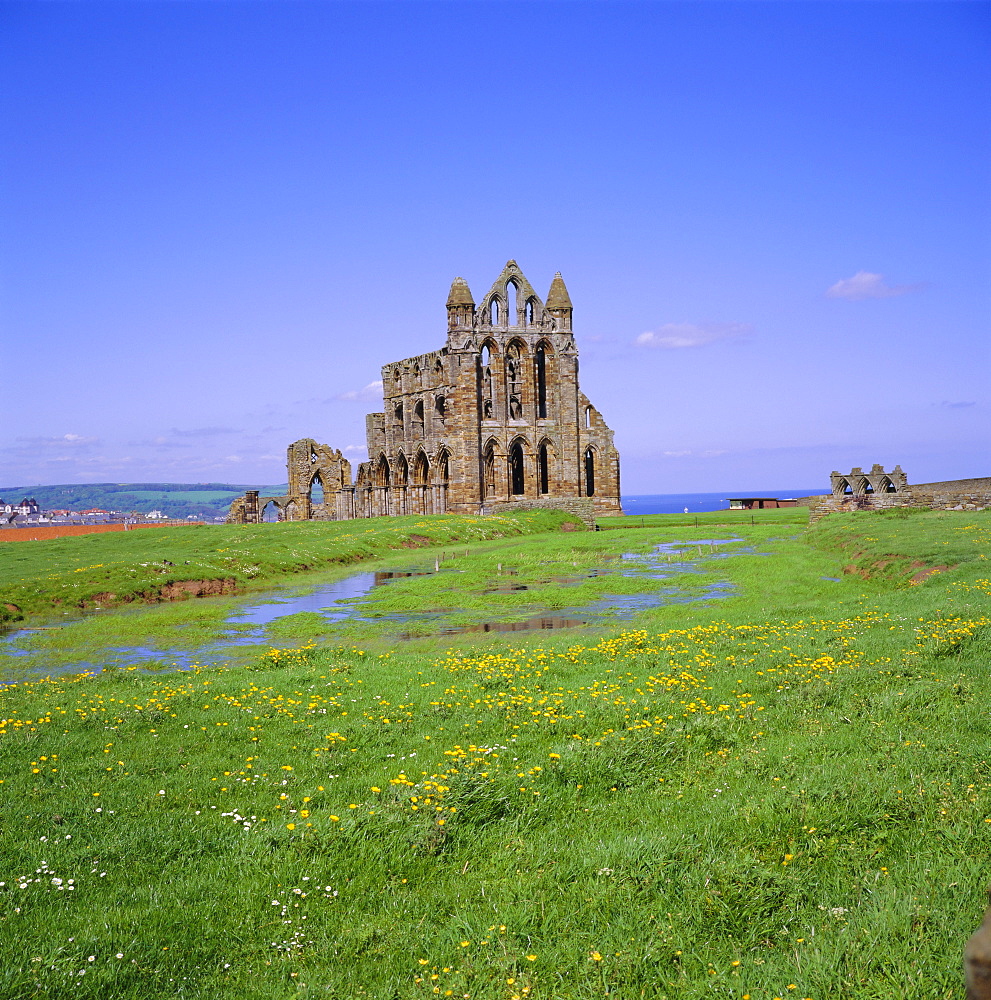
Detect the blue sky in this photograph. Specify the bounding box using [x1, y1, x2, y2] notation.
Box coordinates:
[2, 1, 988, 494]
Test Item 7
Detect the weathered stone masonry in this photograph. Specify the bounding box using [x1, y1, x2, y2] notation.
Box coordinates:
[229, 261, 622, 524]
[798, 464, 991, 521]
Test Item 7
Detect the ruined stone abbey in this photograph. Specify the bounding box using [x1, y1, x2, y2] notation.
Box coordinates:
[228, 261, 621, 524]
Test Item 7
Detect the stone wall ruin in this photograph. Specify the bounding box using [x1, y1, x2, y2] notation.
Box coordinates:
[228, 261, 622, 524]
[799, 465, 991, 520]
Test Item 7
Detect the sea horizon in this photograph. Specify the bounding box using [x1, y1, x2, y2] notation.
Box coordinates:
[621, 489, 823, 515]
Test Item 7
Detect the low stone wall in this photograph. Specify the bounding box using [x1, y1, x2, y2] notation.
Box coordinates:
[479, 497, 597, 529]
[800, 483, 991, 522]
[912, 476, 991, 493]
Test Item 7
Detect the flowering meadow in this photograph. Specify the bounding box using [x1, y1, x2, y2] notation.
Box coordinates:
[0, 509, 989, 998]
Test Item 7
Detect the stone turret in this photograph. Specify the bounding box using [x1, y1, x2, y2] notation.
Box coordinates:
[545, 272, 573, 330]
[446, 276, 475, 331]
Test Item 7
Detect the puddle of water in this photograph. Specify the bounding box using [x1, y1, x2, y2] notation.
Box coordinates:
[383, 539, 744, 635]
[0, 568, 415, 681]
[231, 573, 378, 627]
[1, 541, 751, 681]
[821, 577, 842, 582]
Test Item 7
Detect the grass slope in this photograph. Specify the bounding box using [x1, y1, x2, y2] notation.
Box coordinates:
[0, 511, 578, 625]
[0, 509, 989, 999]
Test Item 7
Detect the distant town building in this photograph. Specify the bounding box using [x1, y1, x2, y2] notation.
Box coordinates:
[12, 498, 41, 516]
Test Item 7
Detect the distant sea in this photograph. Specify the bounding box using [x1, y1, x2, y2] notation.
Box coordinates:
[621, 490, 823, 516]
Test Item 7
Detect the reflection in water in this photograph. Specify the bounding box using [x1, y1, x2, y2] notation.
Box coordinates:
[231, 573, 378, 627]
[399, 615, 586, 640]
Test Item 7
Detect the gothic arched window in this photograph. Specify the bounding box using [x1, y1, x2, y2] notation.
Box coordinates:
[309, 474, 325, 506]
[506, 281, 518, 325]
[584, 447, 595, 497]
[483, 441, 497, 498]
[535, 347, 547, 418]
[413, 452, 429, 486]
[506, 341, 525, 419]
[538, 442, 550, 494]
[510, 441, 525, 496]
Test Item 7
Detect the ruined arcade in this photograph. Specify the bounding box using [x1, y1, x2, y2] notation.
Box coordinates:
[229, 261, 621, 524]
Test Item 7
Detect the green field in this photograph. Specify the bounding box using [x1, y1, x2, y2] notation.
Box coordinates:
[116, 490, 245, 503]
[0, 508, 989, 998]
[0, 510, 576, 626]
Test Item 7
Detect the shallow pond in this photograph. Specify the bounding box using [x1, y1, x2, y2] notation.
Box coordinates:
[1, 538, 749, 681]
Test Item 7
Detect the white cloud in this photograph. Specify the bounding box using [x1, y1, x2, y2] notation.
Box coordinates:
[343, 444, 368, 456]
[825, 271, 920, 300]
[635, 322, 752, 349]
[336, 380, 383, 401]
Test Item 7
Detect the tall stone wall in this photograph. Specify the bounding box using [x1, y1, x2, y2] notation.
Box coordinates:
[228, 261, 622, 525]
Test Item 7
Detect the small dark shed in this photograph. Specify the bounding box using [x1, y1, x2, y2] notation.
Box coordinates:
[727, 498, 798, 510]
